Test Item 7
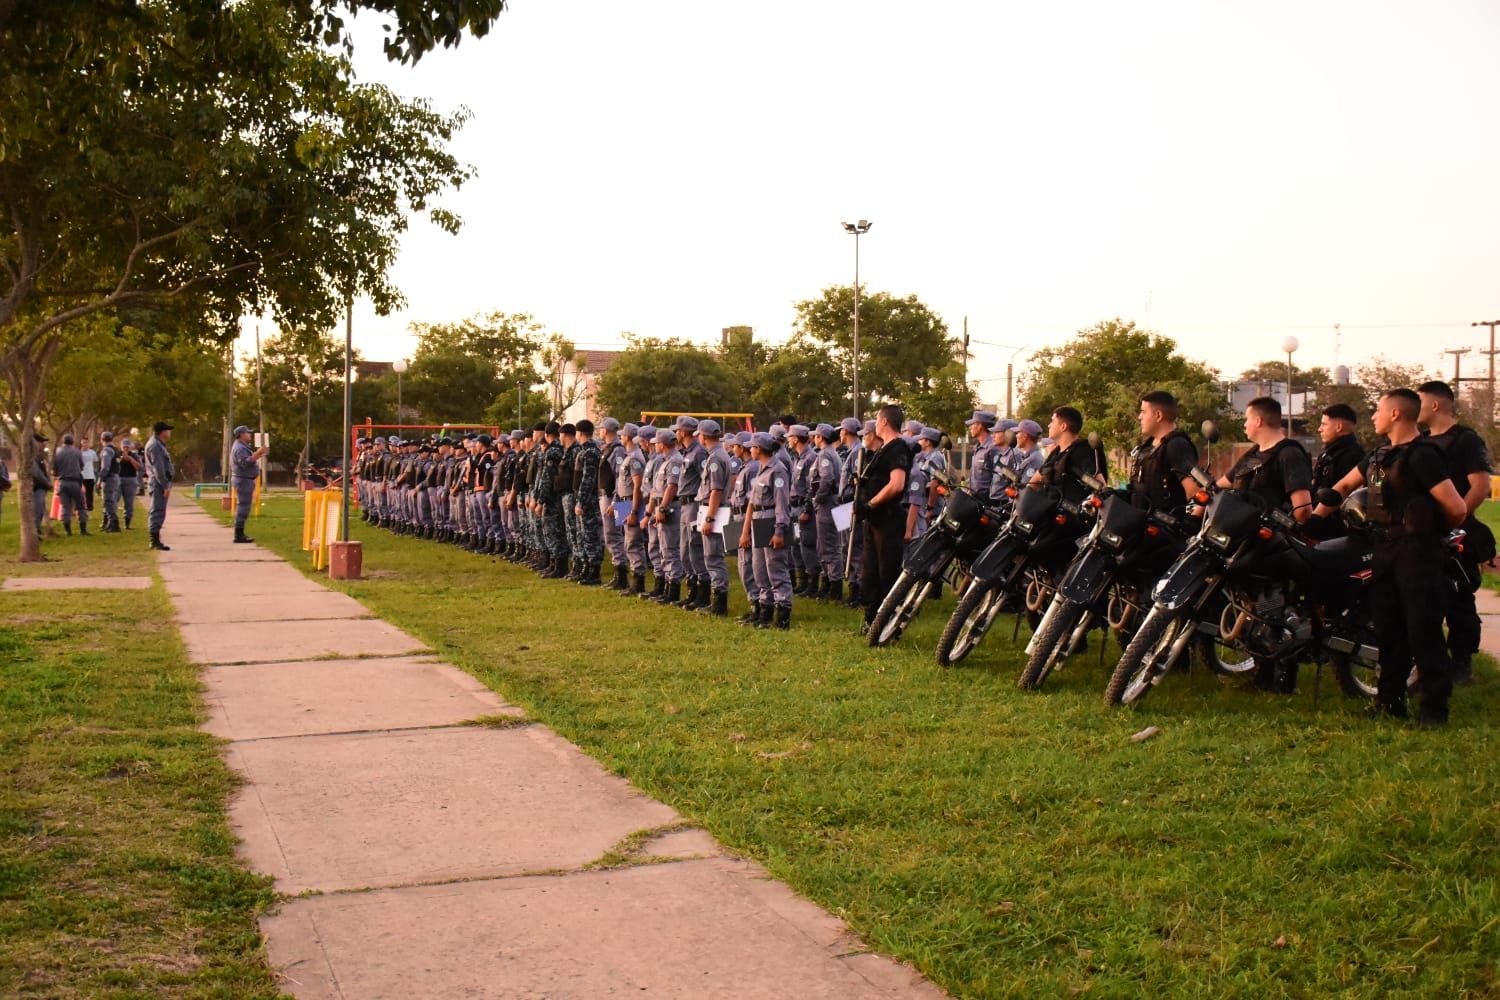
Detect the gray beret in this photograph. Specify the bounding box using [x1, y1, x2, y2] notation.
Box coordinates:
[1018, 419, 1043, 437]
[920, 426, 942, 444]
[840, 417, 862, 435]
[752, 432, 777, 452]
[601, 417, 621, 432]
[788, 424, 810, 439]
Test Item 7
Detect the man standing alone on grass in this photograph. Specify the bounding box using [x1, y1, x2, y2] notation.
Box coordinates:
[146, 421, 175, 551]
[231, 426, 269, 544]
[53, 433, 88, 536]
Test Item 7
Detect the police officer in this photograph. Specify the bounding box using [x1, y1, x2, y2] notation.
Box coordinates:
[98, 431, 121, 532]
[838, 416, 865, 607]
[1131, 392, 1200, 516]
[1009, 420, 1045, 482]
[639, 427, 665, 598]
[230, 426, 268, 543]
[145, 421, 175, 551]
[741, 432, 792, 629]
[906, 426, 946, 544]
[671, 416, 708, 607]
[30, 432, 50, 537]
[787, 425, 818, 596]
[617, 425, 650, 595]
[1329, 390, 1467, 724]
[695, 420, 733, 615]
[597, 418, 628, 589]
[810, 424, 845, 601]
[649, 427, 686, 603]
[532, 421, 568, 577]
[572, 419, 604, 584]
[965, 411, 999, 499]
[1417, 380, 1493, 684]
[856, 406, 915, 631]
[731, 432, 763, 622]
[1217, 397, 1313, 521]
[1313, 403, 1364, 494]
[52, 433, 88, 536]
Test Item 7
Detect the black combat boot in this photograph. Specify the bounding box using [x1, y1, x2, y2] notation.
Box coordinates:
[64, 523, 72, 536]
[539, 555, 562, 579]
[774, 604, 791, 630]
[79, 520, 89, 536]
[149, 531, 170, 551]
[234, 530, 254, 544]
[738, 601, 761, 626]
[754, 602, 775, 629]
[844, 582, 862, 609]
[654, 577, 681, 605]
[687, 577, 709, 611]
[564, 557, 579, 580]
[678, 576, 703, 609]
[826, 579, 843, 604]
[791, 570, 806, 596]
[708, 589, 729, 617]
[641, 574, 665, 601]
[580, 562, 602, 586]
[627, 572, 646, 596]
[608, 564, 629, 590]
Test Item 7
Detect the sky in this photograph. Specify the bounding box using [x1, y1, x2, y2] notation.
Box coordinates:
[241, 0, 1500, 410]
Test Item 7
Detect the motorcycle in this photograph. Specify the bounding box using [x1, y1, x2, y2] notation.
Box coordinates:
[1104, 481, 1382, 705]
[866, 465, 1014, 647]
[1018, 490, 1188, 689]
[933, 473, 1106, 667]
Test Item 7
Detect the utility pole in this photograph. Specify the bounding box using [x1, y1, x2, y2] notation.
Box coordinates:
[1475, 320, 1500, 425]
[1445, 347, 1471, 389]
[961, 316, 969, 386]
[841, 220, 872, 419]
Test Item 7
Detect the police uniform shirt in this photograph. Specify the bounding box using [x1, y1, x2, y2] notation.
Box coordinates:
[791, 448, 815, 502]
[536, 440, 564, 502]
[1427, 424, 1490, 498]
[678, 441, 706, 501]
[231, 440, 260, 480]
[730, 457, 760, 513]
[1227, 440, 1313, 512]
[1038, 438, 1100, 504]
[701, 445, 731, 505]
[664, 447, 686, 503]
[969, 437, 997, 496]
[575, 439, 600, 495]
[906, 448, 932, 507]
[839, 443, 862, 501]
[619, 447, 646, 503]
[1130, 431, 1199, 513]
[1368, 440, 1450, 538]
[813, 448, 841, 506]
[749, 461, 791, 541]
[1312, 433, 1365, 493]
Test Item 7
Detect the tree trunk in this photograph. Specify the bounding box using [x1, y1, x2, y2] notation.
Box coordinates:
[4, 354, 48, 561]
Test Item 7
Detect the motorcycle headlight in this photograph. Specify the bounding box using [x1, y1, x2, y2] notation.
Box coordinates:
[1014, 519, 1034, 535]
[1099, 529, 1122, 549]
[1204, 527, 1231, 550]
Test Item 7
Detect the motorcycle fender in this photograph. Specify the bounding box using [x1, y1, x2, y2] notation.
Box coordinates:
[903, 527, 955, 579]
[1152, 549, 1219, 611]
[971, 532, 1025, 582]
[1057, 546, 1112, 604]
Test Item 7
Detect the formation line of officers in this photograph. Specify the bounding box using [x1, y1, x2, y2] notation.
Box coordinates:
[352, 380, 1488, 725]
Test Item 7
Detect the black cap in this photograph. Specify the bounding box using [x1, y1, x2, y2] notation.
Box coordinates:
[545, 421, 561, 436]
[476, 433, 493, 446]
[561, 423, 576, 435]
[576, 419, 594, 435]
[153, 421, 174, 433]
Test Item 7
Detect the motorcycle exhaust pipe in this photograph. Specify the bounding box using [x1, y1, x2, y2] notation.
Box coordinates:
[1025, 577, 1050, 613]
[1221, 603, 1252, 643]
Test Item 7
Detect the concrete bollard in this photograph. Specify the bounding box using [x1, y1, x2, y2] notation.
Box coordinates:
[329, 540, 362, 580]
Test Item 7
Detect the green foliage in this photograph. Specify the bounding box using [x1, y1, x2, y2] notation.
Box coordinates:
[402, 311, 543, 424]
[286, 0, 509, 64]
[595, 337, 743, 421]
[751, 344, 847, 425]
[793, 286, 968, 417]
[1022, 319, 1237, 449]
[1240, 360, 1331, 394]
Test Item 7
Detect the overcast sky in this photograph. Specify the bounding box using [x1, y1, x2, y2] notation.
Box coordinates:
[242, 0, 1500, 409]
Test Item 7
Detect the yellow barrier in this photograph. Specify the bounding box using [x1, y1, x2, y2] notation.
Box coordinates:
[302, 489, 344, 570]
[228, 478, 263, 517]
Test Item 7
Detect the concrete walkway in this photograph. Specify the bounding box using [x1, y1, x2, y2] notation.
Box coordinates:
[162, 499, 943, 999]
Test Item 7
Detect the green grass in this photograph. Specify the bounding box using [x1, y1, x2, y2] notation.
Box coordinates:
[213, 494, 1498, 998]
[0, 529, 283, 998]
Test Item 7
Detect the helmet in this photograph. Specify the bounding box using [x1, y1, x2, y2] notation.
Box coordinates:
[1341, 488, 1369, 529]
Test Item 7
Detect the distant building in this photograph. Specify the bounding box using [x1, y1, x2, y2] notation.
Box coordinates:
[355, 360, 393, 382]
[1225, 380, 1313, 418]
[557, 349, 623, 424]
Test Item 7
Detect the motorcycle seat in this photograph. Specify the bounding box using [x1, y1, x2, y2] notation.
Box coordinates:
[1305, 535, 1372, 576]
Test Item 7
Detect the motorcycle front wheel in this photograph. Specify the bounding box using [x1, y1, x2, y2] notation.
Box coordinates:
[868, 570, 931, 648]
[1019, 597, 1085, 690]
[935, 581, 1003, 667]
[1105, 606, 1188, 705]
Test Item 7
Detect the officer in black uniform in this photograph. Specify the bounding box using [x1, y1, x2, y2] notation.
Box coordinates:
[1324, 389, 1467, 725]
[855, 404, 915, 632]
[1218, 397, 1314, 521]
[1313, 403, 1364, 494]
[1130, 391, 1200, 515]
[1031, 406, 1100, 504]
[1417, 380, 1493, 685]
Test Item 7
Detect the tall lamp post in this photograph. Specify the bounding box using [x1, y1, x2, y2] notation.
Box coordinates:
[393, 357, 408, 429]
[302, 361, 313, 484]
[841, 219, 872, 420]
[1281, 335, 1299, 438]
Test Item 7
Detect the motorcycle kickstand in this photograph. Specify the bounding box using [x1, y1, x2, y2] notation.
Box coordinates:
[1012, 612, 1024, 643]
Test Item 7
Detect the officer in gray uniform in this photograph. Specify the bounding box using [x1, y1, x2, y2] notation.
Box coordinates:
[730, 432, 762, 623]
[145, 421, 174, 550]
[598, 418, 628, 588]
[1008, 419, 1046, 483]
[808, 424, 844, 601]
[616, 425, 649, 595]
[965, 410, 999, 499]
[52, 434, 88, 535]
[837, 416, 864, 607]
[671, 416, 708, 608]
[907, 426, 947, 543]
[787, 425, 818, 596]
[98, 431, 121, 532]
[638, 427, 664, 597]
[694, 420, 733, 615]
[31, 432, 51, 536]
[649, 427, 686, 603]
[230, 425, 268, 543]
[741, 432, 792, 629]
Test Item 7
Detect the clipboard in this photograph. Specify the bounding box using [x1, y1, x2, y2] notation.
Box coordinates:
[695, 506, 731, 533]
[832, 502, 853, 532]
[612, 500, 632, 526]
[751, 517, 777, 548]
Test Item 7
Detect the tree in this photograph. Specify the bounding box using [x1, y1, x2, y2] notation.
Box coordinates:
[402, 311, 542, 424]
[1239, 360, 1332, 395]
[594, 338, 743, 422]
[2, 1, 480, 559]
[1021, 319, 1236, 450]
[752, 344, 847, 424]
[793, 286, 961, 415]
[903, 360, 977, 435]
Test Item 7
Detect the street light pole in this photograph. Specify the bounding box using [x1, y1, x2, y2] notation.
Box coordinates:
[393, 357, 408, 429]
[302, 360, 313, 484]
[341, 291, 352, 544]
[841, 219, 872, 419]
[1280, 336, 1299, 438]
